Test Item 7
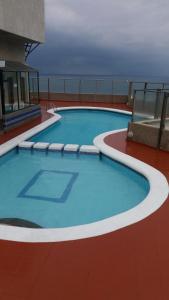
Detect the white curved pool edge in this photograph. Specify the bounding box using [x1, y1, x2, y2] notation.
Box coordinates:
[0, 106, 131, 156]
[0, 109, 60, 157]
[0, 106, 167, 243]
[94, 129, 169, 226]
[55, 106, 132, 116]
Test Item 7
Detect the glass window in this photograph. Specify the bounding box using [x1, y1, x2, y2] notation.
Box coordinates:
[3, 72, 19, 113]
[19, 72, 30, 109]
[2, 71, 39, 114]
[29, 72, 39, 105]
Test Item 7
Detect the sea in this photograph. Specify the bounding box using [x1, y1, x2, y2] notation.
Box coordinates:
[38, 74, 169, 95]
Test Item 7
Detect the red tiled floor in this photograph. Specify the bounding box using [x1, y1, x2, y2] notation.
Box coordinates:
[0, 109, 51, 145]
[0, 101, 169, 300]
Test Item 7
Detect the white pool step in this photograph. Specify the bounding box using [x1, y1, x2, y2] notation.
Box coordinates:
[33, 142, 50, 150]
[79, 145, 100, 154]
[64, 144, 79, 152]
[18, 142, 100, 155]
[48, 143, 64, 151]
[18, 141, 35, 149]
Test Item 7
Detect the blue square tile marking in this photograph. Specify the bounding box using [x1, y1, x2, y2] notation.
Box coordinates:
[18, 170, 79, 203]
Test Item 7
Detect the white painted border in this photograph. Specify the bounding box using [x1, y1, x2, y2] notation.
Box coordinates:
[0, 106, 131, 156]
[0, 109, 60, 157]
[55, 106, 132, 115]
[0, 106, 168, 243]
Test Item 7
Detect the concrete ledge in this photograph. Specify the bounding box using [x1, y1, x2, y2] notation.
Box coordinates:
[33, 142, 50, 150]
[18, 141, 35, 149]
[48, 143, 64, 151]
[128, 119, 169, 151]
[80, 145, 100, 154]
[64, 144, 79, 152]
[128, 122, 159, 148]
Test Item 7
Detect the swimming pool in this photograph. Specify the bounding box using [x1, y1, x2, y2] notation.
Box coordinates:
[0, 106, 167, 242]
[30, 108, 131, 144]
[0, 149, 149, 228]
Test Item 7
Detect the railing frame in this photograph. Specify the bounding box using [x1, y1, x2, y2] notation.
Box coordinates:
[132, 88, 169, 149]
[157, 92, 169, 148]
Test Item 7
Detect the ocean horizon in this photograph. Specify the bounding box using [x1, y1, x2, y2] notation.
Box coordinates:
[39, 73, 169, 83]
[38, 74, 169, 95]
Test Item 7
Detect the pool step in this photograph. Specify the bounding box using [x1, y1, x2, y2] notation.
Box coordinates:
[18, 141, 35, 149]
[79, 145, 100, 154]
[48, 143, 64, 151]
[33, 142, 50, 150]
[64, 144, 79, 152]
[18, 142, 100, 155]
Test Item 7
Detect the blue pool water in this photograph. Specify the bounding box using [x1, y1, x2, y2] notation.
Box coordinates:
[0, 149, 149, 228]
[30, 109, 131, 144]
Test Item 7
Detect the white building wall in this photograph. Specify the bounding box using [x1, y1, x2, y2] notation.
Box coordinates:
[0, 33, 25, 62]
[0, 0, 45, 43]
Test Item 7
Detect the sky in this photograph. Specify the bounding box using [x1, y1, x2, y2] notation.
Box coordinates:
[29, 0, 169, 79]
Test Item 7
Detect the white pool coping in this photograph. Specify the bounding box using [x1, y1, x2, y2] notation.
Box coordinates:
[0, 109, 59, 157]
[0, 106, 168, 243]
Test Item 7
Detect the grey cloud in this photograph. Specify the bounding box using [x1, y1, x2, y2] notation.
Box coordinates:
[29, 30, 169, 79]
[29, 0, 169, 79]
[45, 0, 169, 51]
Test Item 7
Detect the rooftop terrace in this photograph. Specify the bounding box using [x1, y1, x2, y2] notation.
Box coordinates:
[0, 100, 168, 299]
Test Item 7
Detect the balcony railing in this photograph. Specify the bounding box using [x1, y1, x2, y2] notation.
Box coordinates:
[129, 88, 169, 151]
[38, 76, 129, 103]
[34, 76, 169, 106]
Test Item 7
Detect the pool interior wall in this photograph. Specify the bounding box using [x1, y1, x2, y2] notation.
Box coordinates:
[0, 148, 149, 228]
[29, 109, 131, 144]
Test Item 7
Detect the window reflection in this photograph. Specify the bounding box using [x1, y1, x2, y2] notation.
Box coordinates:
[2, 71, 39, 114]
[3, 72, 18, 113]
[19, 72, 30, 108]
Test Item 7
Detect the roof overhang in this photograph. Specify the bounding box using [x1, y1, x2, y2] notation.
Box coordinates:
[0, 60, 37, 72]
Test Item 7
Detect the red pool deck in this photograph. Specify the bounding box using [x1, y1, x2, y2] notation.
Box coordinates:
[0, 101, 169, 300]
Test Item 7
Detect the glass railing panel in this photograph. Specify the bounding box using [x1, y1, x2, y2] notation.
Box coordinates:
[133, 90, 160, 122]
[29, 75, 39, 104]
[50, 78, 64, 93]
[113, 80, 128, 95]
[96, 80, 112, 95]
[80, 80, 97, 94]
[39, 77, 48, 99]
[64, 79, 80, 94]
[164, 84, 169, 90]
[147, 83, 163, 89]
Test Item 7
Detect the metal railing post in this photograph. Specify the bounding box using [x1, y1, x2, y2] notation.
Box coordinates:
[142, 82, 147, 109]
[78, 79, 81, 101]
[131, 90, 137, 122]
[95, 80, 98, 102]
[157, 92, 168, 148]
[128, 81, 133, 105]
[47, 77, 50, 101]
[63, 79, 66, 94]
[154, 89, 161, 119]
[112, 80, 114, 102]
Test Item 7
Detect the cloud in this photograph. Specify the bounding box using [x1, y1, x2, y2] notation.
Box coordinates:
[45, 0, 169, 51]
[29, 0, 169, 78]
[29, 30, 169, 78]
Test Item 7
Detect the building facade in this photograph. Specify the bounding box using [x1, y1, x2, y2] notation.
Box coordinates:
[0, 0, 45, 129]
